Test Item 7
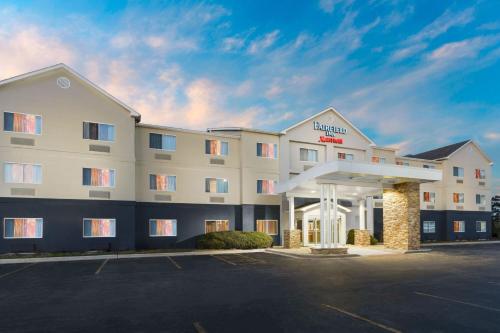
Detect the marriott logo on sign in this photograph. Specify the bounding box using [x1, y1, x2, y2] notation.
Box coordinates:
[313, 121, 347, 144]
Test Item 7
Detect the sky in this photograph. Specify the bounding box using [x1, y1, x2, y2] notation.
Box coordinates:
[0, 0, 499, 193]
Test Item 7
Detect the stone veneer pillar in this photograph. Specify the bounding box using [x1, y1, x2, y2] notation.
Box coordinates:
[284, 230, 301, 248]
[353, 229, 371, 246]
[383, 182, 421, 250]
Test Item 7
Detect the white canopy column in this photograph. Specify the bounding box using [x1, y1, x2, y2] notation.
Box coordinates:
[288, 195, 295, 231]
[319, 183, 338, 248]
[366, 196, 374, 235]
[358, 199, 366, 230]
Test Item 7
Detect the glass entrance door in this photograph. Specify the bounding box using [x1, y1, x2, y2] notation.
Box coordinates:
[308, 217, 321, 244]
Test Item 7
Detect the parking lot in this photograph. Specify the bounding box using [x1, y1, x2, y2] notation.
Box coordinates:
[1, 244, 500, 332]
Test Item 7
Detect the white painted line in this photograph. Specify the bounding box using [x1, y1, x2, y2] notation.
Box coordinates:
[211, 255, 237, 266]
[193, 321, 207, 333]
[95, 259, 109, 275]
[234, 253, 265, 264]
[167, 256, 182, 269]
[414, 292, 500, 313]
[0, 263, 36, 279]
[323, 304, 402, 333]
[0, 249, 266, 265]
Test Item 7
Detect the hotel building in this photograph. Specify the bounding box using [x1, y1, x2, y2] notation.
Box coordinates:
[0, 64, 494, 253]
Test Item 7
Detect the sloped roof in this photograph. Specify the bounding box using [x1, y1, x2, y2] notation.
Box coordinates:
[405, 140, 470, 160]
[0, 63, 141, 121]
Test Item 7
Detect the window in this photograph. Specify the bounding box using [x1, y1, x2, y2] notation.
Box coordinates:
[423, 164, 436, 169]
[4, 163, 42, 184]
[453, 193, 464, 204]
[3, 218, 43, 239]
[83, 122, 115, 141]
[423, 221, 435, 234]
[205, 178, 228, 193]
[476, 194, 486, 205]
[149, 174, 176, 192]
[371, 156, 386, 164]
[257, 180, 277, 194]
[423, 192, 435, 204]
[205, 139, 228, 156]
[149, 219, 177, 237]
[3, 111, 42, 135]
[476, 221, 486, 233]
[256, 220, 278, 235]
[82, 168, 115, 187]
[396, 161, 410, 166]
[338, 152, 354, 161]
[453, 221, 465, 233]
[475, 169, 486, 179]
[205, 220, 229, 233]
[299, 148, 318, 162]
[453, 166, 464, 177]
[257, 143, 278, 159]
[83, 219, 116, 237]
[149, 133, 176, 151]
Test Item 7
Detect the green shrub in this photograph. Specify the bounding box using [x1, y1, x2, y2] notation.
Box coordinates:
[347, 229, 355, 245]
[346, 229, 378, 245]
[196, 231, 273, 249]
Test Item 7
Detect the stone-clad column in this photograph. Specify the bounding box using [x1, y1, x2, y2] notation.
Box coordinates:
[383, 182, 421, 250]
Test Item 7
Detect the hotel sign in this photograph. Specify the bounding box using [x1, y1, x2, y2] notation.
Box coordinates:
[313, 121, 347, 144]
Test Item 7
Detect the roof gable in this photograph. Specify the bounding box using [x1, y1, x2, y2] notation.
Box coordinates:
[281, 107, 375, 145]
[405, 140, 470, 160]
[0, 63, 141, 121]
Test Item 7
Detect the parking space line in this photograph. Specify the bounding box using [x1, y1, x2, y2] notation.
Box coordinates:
[0, 263, 36, 279]
[322, 304, 402, 333]
[211, 255, 236, 266]
[193, 321, 207, 333]
[95, 259, 109, 275]
[167, 256, 182, 269]
[488, 281, 500, 286]
[234, 253, 265, 264]
[414, 292, 500, 313]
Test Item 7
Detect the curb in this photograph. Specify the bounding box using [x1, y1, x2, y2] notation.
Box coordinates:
[421, 240, 500, 247]
[266, 249, 359, 259]
[0, 249, 266, 265]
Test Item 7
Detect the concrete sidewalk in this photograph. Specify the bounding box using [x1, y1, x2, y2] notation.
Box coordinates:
[421, 240, 500, 247]
[0, 248, 266, 265]
[266, 245, 409, 259]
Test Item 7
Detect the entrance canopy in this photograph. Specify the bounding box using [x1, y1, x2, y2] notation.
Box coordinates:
[276, 160, 442, 199]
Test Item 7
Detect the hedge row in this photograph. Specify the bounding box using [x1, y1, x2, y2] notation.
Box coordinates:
[196, 231, 273, 249]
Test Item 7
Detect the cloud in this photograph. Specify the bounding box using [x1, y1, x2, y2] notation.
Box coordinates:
[389, 43, 427, 62]
[318, 0, 353, 14]
[111, 34, 135, 48]
[478, 21, 500, 31]
[409, 7, 475, 43]
[248, 30, 280, 54]
[485, 132, 500, 141]
[222, 36, 245, 52]
[385, 5, 415, 28]
[0, 25, 75, 79]
[428, 35, 500, 61]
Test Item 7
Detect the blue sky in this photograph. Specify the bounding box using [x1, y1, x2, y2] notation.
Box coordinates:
[0, 0, 499, 191]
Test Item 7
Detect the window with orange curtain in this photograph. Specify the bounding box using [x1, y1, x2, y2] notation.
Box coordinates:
[3, 218, 43, 238]
[256, 220, 278, 235]
[423, 192, 435, 203]
[149, 219, 177, 237]
[149, 174, 176, 192]
[475, 169, 485, 179]
[453, 221, 465, 233]
[205, 139, 228, 156]
[82, 168, 115, 187]
[453, 193, 464, 203]
[3, 112, 42, 135]
[205, 220, 229, 233]
[83, 219, 116, 237]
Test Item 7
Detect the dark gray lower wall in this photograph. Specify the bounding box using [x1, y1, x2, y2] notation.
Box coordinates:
[374, 208, 492, 242]
[241, 204, 280, 245]
[0, 197, 135, 253]
[135, 202, 242, 249]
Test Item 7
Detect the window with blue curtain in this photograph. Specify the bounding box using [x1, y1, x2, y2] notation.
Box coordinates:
[167, 175, 176, 191]
[257, 180, 263, 193]
[216, 178, 228, 193]
[221, 142, 229, 155]
[3, 112, 13, 131]
[3, 112, 42, 135]
[4, 163, 42, 184]
[83, 168, 92, 186]
[149, 133, 176, 151]
[149, 133, 162, 149]
[205, 178, 228, 193]
[83, 122, 115, 141]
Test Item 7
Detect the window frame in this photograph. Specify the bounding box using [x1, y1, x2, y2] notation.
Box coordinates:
[423, 192, 436, 204]
[299, 148, 319, 162]
[3, 162, 43, 184]
[149, 174, 177, 192]
[82, 167, 116, 188]
[204, 177, 229, 194]
[3, 111, 43, 136]
[82, 120, 116, 142]
[476, 194, 486, 205]
[205, 139, 229, 157]
[256, 142, 278, 159]
[453, 166, 464, 178]
[475, 169, 486, 180]
[476, 221, 487, 233]
[423, 221, 436, 234]
[256, 179, 277, 195]
[204, 219, 229, 233]
[453, 220, 465, 233]
[148, 219, 177, 237]
[453, 192, 464, 204]
[3, 217, 43, 239]
[82, 218, 116, 238]
[148, 132, 177, 152]
[256, 219, 278, 235]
